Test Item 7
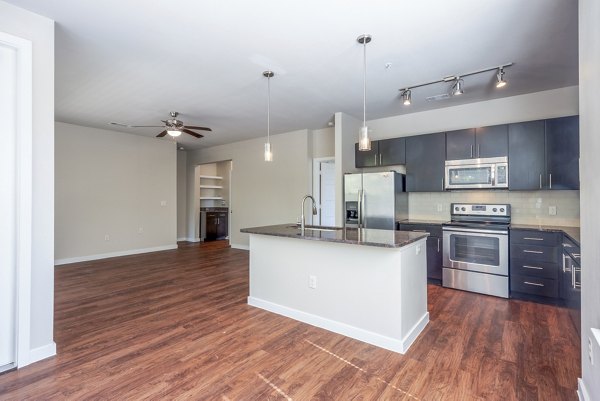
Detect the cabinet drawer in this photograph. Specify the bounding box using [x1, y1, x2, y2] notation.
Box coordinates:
[511, 275, 558, 298]
[510, 259, 558, 280]
[510, 229, 561, 246]
[397, 224, 442, 237]
[510, 244, 560, 263]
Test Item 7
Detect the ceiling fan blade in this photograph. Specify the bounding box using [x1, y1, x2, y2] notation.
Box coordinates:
[128, 125, 165, 128]
[110, 122, 130, 127]
[156, 130, 168, 137]
[185, 125, 212, 131]
[182, 129, 203, 138]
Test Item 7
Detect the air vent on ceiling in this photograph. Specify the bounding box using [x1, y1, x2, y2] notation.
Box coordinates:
[426, 94, 451, 102]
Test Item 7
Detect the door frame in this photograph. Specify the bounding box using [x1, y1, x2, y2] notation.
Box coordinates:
[312, 157, 335, 225]
[0, 31, 33, 369]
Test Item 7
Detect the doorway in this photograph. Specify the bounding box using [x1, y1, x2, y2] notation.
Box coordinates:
[313, 158, 336, 226]
[195, 160, 233, 245]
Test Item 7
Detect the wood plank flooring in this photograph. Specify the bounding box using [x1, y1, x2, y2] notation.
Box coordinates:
[0, 241, 580, 400]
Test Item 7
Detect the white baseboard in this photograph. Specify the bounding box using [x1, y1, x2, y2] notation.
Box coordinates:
[248, 296, 428, 354]
[230, 243, 249, 250]
[54, 244, 178, 266]
[26, 342, 56, 366]
[578, 378, 591, 401]
[177, 237, 187, 241]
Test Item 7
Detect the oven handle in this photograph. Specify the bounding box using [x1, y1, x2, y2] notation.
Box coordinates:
[443, 227, 508, 235]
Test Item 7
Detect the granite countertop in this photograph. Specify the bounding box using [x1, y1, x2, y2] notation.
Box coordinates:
[397, 219, 448, 226]
[510, 223, 580, 244]
[241, 224, 429, 248]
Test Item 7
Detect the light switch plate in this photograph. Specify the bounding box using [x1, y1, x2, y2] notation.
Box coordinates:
[549, 206, 557, 216]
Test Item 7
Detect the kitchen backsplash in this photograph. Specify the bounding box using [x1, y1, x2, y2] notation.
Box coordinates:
[409, 190, 580, 227]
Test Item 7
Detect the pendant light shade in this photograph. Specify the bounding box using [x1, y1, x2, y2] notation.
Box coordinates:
[263, 70, 274, 162]
[357, 34, 372, 152]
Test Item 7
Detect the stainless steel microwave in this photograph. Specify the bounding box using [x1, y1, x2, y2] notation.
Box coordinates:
[445, 156, 508, 189]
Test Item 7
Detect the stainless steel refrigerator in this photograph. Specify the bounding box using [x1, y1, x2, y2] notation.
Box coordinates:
[344, 171, 408, 230]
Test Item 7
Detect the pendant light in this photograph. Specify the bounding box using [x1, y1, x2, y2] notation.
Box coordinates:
[357, 34, 372, 152]
[263, 70, 274, 162]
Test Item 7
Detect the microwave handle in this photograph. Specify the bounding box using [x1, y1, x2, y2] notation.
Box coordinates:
[491, 165, 496, 186]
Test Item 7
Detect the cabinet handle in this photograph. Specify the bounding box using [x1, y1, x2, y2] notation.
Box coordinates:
[563, 243, 573, 248]
[572, 253, 580, 259]
[524, 281, 545, 287]
[437, 237, 440, 252]
[442, 177, 445, 191]
[524, 250, 543, 254]
[524, 265, 543, 270]
[412, 229, 427, 232]
[379, 154, 382, 165]
[524, 237, 544, 241]
[477, 144, 480, 158]
[573, 267, 581, 289]
[549, 173, 552, 189]
[374, 154, 377, 165]
[539, 174, 542, 189]
[470, 145, 473, 158]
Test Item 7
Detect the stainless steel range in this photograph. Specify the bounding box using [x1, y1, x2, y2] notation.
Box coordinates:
[442, 203, 510, 298]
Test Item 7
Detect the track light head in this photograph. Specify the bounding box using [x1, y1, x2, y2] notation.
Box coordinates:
[496, 68, 507, 88]
[402, 89, 412, 106]
[452, 78, 464, 96]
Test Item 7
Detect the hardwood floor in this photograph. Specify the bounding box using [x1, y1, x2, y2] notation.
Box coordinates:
[0, 242, 580, 400]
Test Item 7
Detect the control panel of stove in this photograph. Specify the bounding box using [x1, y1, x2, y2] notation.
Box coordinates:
[450, 203, 510, 217]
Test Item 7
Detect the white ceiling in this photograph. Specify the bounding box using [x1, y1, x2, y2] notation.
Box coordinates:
[7, 0, 578, 149]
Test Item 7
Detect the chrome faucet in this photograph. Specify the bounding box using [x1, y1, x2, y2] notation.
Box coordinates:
[300, 195, 317, 232]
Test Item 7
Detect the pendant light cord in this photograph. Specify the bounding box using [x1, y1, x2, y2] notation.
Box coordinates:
[267, 75, 271, 143]
[363, 39, 367, 127]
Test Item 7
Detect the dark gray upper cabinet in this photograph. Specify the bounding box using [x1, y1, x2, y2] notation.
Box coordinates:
[355, 137, 406, 168]
[545, 116, 580, 190]
[406, 132, 446, 192]
[446, 126, 508, 160]
[446, 129, 475, 160]
[508, 120, 546, 190]
[378, 137, 406, 166]
[354, 141, 379, 168]
[475, 125, 508, 158]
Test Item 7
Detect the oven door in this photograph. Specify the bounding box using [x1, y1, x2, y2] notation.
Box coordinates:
[442, 227, 508, 275]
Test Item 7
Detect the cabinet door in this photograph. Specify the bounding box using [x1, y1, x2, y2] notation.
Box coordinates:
[475, 125, 508, 158]
[508, 120, 546, 190]
[205, 213, 218, 241]
[545, 116, 580, 190]
[378, 137, 405, 166]
[355, 141, 379, 168]
[217, 213, 228, 239]
[446, 129, 475, 160]
[406, 132, 446, 192]
[426, 236, 443, 280]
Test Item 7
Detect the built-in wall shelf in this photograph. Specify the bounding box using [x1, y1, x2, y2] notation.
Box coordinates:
[199, 175, 223, 180]
[200, 196, 224, 200]
[199, 185, 223, 189]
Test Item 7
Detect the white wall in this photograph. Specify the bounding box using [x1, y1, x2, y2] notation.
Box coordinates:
[579, 0, 600, 399]
[311, 127, 335, 158]
[186, 129, 312, 248]
[0, 0, 55, 362]
[55, 122, 177, 263]
[177, 150, 187, 240]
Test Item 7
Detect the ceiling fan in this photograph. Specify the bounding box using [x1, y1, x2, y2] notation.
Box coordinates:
[110, 111, 212, 138]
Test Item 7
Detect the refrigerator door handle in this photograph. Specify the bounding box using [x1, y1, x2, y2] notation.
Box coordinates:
[357, 190, 363, 228]
[361, 190, 366, 228]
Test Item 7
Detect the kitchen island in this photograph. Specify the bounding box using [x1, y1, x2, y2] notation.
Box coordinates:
[240, 224, 429, 354]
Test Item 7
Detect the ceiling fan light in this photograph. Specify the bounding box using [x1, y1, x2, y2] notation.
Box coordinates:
[167, 129, 181, 137]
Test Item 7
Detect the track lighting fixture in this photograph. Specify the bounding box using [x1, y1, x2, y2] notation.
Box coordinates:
[452, 78, 464, 96]
[496, 67, 507, 88]
[402, 89, 411, 106]
[397, 62, 512, 104]
[357, 34, 372, 152]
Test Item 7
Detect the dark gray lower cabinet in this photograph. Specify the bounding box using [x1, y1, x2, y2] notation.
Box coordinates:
[205, 212, 228, 241]
[398, 223, 442, 281]
[510, 229, 562, 300]
[405, 133, 446, 192]
[561, 235, 581, 334]
[508, 120, 546, 190]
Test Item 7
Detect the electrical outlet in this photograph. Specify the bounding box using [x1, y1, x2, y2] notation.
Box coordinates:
[589, 336, 594, 365]
[436, 204, 443, 212]
[104, 234, 110, 241]
[309, 275, 317, 289]
[549, 206, 557, 216]
[160, 200, 167, 207]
